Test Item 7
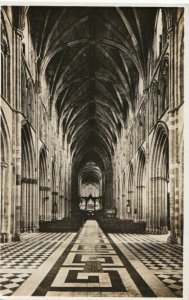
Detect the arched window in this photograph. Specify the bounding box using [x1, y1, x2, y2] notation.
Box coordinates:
[156, 9, 163, 58]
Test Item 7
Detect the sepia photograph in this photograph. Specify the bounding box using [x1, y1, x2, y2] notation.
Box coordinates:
[0, 2, 188, 299]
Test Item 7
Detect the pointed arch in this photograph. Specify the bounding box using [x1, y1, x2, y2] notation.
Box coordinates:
[39, 145, 48, 221]
[149, 122, 169, 233]
[136, 147, 146, 221]
[21, 122, 36, 232]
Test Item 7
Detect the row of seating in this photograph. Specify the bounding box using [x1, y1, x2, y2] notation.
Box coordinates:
[39, 216, 146, 234]
[97, 218, 146, 233]
[39, 218, 83, 232]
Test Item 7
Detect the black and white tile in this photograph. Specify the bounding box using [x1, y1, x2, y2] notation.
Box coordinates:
[0, 273, 30, 296]
[116, 233, 183, 297]
[0, 223, 183, 297]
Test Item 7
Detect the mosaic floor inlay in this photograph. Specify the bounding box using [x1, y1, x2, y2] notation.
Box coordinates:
[0, 221, 183, 297]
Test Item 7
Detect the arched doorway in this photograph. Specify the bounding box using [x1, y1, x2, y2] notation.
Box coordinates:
[39, 146, 48, 221]
[150, 122, 169, 234]
[21, 123, 36, 232]
[136, 148, 146, 221]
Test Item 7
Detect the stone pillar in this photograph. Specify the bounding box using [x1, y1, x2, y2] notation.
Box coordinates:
[168, 22, 179, 244]
[121, 194, 126, 219]
[144, 90, 151, 232]
[155, 178, 160, 233]
[12, 24, 23, 240]
[39, 187, 43, 221]
[14, 113, 22, 240]
[0, 162, 7, 241]
[150, 178, 155, 233]
[0, 161, 12, 243]
[160, 178, 168, 233]
[32, 180, 38, 232]
[21, 180, 27, 232]
[3, 161, 12, 242]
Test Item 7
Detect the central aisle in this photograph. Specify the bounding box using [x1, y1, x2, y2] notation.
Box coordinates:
[12, 220, 178, 297]
[41, 220, 140, 297]
[46, 220, 142, 297]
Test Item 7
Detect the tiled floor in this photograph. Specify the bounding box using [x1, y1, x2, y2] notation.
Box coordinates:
[0, 232, 73, 296]
[0, 221, 183, 297]
[114, 233, 183, 298]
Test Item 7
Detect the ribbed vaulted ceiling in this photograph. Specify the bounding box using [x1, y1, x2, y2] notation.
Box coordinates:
[28, 7, 157, 185]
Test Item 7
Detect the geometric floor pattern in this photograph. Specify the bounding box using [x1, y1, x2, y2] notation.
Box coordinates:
[33, 222, 136, 297]
[116, 233, 183, 297]
[0, 232, 72, 296]
[0, 273, 30, 296]
[156, 273, 183, 298]
[0, 232, 71, 269]
[0, 222, 183, 297]
[117, 233, 183, 270]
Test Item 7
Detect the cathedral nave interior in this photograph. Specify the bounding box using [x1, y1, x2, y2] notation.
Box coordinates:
[0, 6, 184, 298]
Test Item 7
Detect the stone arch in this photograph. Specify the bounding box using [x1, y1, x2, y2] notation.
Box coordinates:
[21, 122, 36, 232]
[136, 147, 146, 221]
[39, 146, 48, 221]
[0, 109, 12, 242]
[149, 122, 169, 233]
